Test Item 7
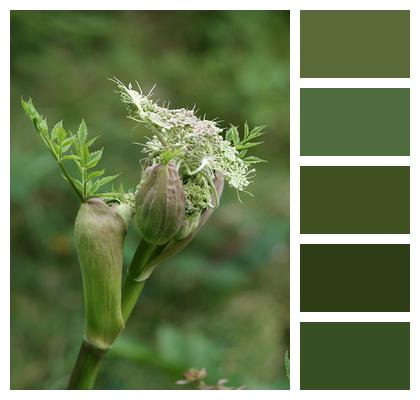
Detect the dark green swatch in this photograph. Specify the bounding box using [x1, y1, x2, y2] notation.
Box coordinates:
[300, 322, 410, 389]
[300, 10, 410, 77]
[301, 89, 410, 156]
[300, 244, 410, 312]
[300, 166, 410, 234]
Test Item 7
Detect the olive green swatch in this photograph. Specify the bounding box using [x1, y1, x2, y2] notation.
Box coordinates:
[300, 322, 410, 390]
[300, 166, 410, 234]
[300, 244, 410, 312]
[300, 89, 410, 156]
[300, 10, 410, 77]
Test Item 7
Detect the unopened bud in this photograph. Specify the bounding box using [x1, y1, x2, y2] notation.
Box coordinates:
[143, 173, 225, 268]
[174, 214, 201, 241]
[74, 198, 126, 349]
[135, 162, 185, 245]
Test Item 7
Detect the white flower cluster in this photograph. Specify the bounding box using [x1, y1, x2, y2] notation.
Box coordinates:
[113, 79, 256, 215]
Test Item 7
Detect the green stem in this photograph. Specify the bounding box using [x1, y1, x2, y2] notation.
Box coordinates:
[121, 240, 165, 321]
[67, 340, 107, 389]
[67, 239, 165, 389]
[121, 280, 145, 322]
[58, 161, 85, 202]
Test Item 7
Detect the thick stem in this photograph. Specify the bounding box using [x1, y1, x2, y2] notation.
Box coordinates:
[67, 340, 107, 389]
[121, 240, 165, 321]
[67, 239, 165, 389]
[121, 279, 145, 322]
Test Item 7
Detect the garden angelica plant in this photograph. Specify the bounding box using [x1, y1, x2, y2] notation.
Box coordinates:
[22, 79, 265, 389]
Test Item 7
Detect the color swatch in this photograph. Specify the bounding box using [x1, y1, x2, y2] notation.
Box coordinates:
[298, 9, 411, 391]
[300, 244, 410, 312]
[300, 89, 410, 156]
[300, 166, 410, 234]
[300, 322, 410, 389]
[300, 10, 410, 77]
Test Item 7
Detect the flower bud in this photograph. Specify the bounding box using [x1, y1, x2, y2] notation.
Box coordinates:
[174, 214, 201, 241]
[141, 173, 225, 269]
[112, 202, 133, 230]
[135, 161, 185, 245]
[74, 198, 126, 349]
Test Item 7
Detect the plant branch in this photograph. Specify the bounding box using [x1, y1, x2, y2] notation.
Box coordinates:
[67, 239, 165, 389]
[67, 340, 107, 389]
[121, 240, 166, 321]
[57, 162, 85, 202]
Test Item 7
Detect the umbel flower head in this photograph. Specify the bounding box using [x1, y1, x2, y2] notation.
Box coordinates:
[112, 78, 265, 246]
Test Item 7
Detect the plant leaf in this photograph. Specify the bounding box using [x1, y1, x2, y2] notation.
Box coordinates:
[86, 148, 103, 169]
[97, 174, 120, 188]
[87, 136, 99, 147]
[77, 119, 88, 145]
[22, 98, 124, 202]
[88, 169, 105, 180]
[235, 141, 263, 151]
[244, 156, 267, 164]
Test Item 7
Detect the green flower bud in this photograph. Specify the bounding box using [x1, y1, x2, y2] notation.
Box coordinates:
[74, 198, 127, 349]
[112, 202, 133, 230]
[139, 173, 225, 274]
[135, 161, 185, 245]
[174, 214, 201, 241]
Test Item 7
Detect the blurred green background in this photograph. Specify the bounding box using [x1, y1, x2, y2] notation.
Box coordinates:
[11, 11, 289, 389]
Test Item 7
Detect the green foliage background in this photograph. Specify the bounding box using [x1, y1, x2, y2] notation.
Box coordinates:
[11, 10, 289, 389]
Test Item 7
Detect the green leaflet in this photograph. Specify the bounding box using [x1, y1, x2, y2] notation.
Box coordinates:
[21, 98, 120, 202]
